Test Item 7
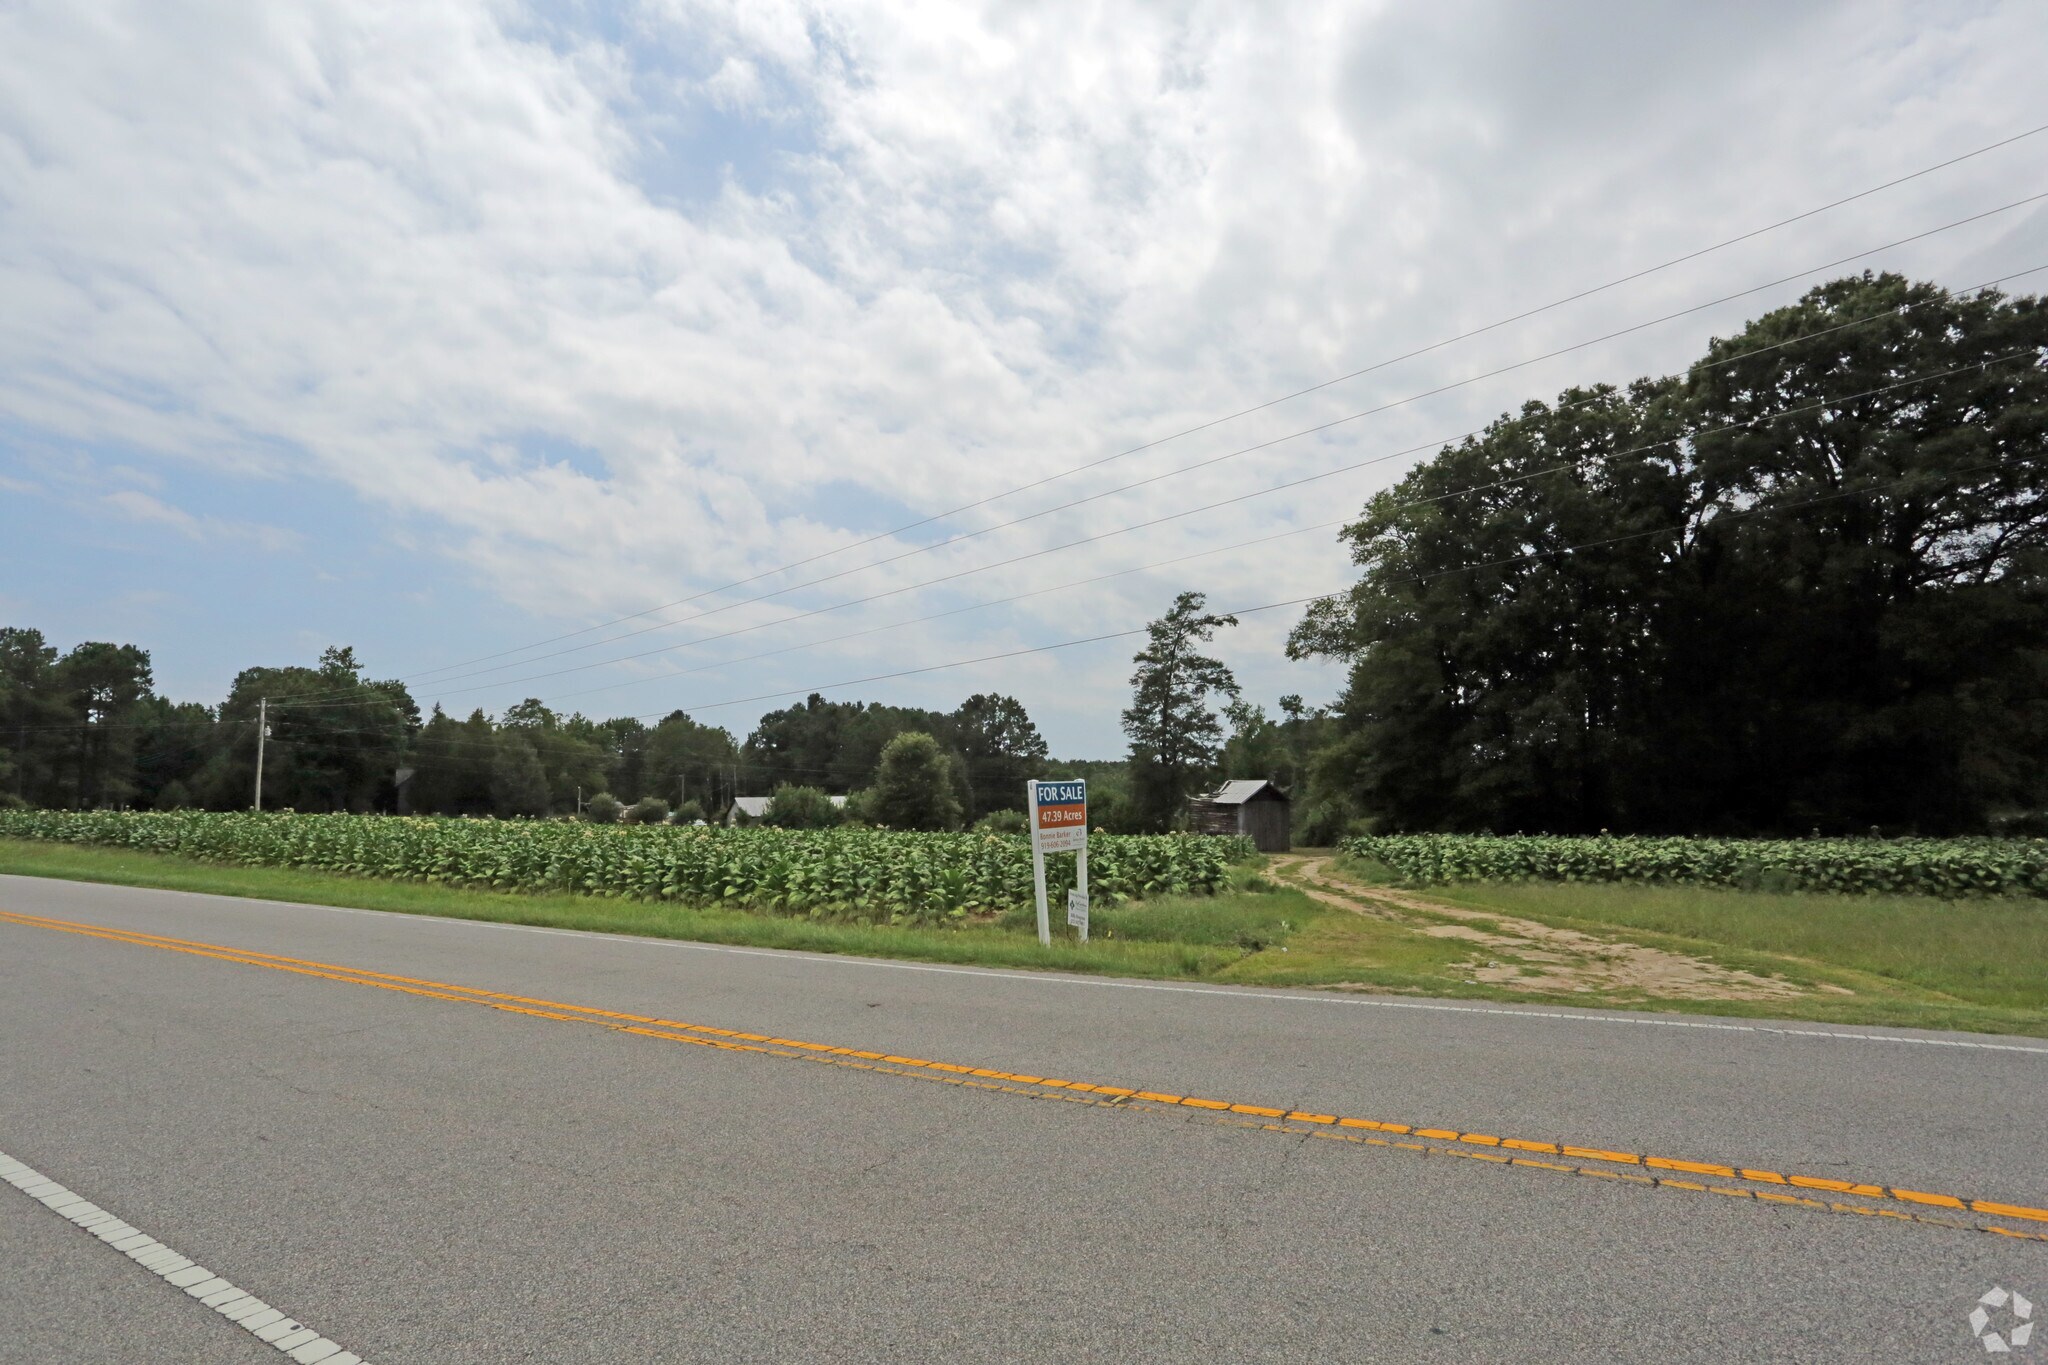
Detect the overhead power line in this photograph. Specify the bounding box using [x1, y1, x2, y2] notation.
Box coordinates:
[409, 272, 2048, 713]
[286, 189, 2048, 714]
[593, 446, 2048, 723]
[223, 349, 2048, 766]
[222, 436, 2048, 768]
[381, 122, 2048, 686]
[427, 348, 2047, 711]
[265, 284, 2045, 718]
[266, 335, 2041, 724]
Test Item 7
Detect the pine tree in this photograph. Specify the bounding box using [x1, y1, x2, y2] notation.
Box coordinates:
[1121, 592, 1239, 830]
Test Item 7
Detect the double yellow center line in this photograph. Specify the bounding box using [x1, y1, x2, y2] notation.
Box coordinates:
[5, 906, 2044, 1236]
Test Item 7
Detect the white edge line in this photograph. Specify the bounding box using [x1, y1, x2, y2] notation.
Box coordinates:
[4, 874, 2044, 1057]
[0, 1147, 368, 1365]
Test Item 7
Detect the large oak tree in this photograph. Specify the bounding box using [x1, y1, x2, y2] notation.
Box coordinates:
[1290, 274, 2048, 834]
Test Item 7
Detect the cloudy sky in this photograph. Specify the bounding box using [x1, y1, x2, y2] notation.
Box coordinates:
[2, 0, 2044, 755]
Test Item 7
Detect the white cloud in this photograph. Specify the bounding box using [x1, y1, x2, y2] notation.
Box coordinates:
[2, 0, 2044, 749]
[702, 55, 767, 112]
[101, 488, 300, 553]
[101, 489, 199, 532]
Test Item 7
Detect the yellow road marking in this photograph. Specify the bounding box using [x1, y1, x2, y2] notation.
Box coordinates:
[1215, 1117, 2039, 1240]
[5, 906, 2046, 1239]
[1646, 1158, 1737, 1178]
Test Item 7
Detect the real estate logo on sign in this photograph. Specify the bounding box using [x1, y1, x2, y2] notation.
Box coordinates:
[1031, 780, 1087, 854]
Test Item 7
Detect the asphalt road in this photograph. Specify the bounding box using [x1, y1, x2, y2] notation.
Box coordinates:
[2, 874, 2044, 1363]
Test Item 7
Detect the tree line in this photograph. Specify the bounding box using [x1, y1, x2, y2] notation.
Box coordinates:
[0, 635, 1062, 827]
[0, 611, 1250, 833]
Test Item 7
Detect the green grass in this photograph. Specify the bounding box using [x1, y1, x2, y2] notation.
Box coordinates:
[1427, 879, 2048, 1013]
[1290, 852, 2048, 1035]
[977, 859, 1307, 949]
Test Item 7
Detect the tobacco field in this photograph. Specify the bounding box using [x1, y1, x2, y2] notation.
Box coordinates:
[1341, 833, 2048, 899]
[0, 809, 1253, 924]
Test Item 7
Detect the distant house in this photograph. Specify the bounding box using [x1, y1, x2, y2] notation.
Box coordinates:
[726, 794, 849, 826]
[1188, 780, 1292, 852]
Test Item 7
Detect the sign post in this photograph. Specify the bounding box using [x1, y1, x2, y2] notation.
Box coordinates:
[1027, 778, 1088, 946]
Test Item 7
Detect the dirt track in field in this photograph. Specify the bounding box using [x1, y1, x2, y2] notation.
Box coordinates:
[1273, 853, 1818, 1001]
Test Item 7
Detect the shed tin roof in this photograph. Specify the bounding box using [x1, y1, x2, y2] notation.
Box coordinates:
[1204, 779, 1287, 805]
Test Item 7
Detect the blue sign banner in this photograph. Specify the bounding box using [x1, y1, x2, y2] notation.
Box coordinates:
[1034, 780, 1086, 805]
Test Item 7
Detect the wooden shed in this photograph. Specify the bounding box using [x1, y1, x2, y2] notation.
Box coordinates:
[1188, 780, 1292, 852]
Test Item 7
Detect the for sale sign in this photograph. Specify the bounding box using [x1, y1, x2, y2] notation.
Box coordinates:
[1029, 780, 1088, 854]
[1025, 777, 1089, 945]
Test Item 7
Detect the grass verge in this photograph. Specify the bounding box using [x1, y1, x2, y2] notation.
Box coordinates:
[0, 837, 1305, 980]
[3, 837, 2042, 1037]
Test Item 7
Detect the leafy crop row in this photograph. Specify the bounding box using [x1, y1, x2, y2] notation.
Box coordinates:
[1340, 833, 2048, 899]
[0, 810, 1254, 924]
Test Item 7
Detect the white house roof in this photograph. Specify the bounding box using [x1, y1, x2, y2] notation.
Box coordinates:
[1206, 779, 1286, 805]
[731, 794, 849, 818]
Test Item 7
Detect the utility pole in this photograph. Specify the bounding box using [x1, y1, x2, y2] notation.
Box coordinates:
[677, 773, 686, 810]
[253, 697, 268, 811]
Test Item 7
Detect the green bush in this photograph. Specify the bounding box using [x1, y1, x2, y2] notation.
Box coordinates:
[1292, 793, 1361, 847]
[1340, 833, 2048, 898]
[972, 809, 1028, 835]
[584, 792, 623, 824]
[765, 785, 841, 830]
[1083, 788, 1142, 834]
[670, 799, 707, 825]
[869, 732, 962, 831]
[625, 796, 670, 825]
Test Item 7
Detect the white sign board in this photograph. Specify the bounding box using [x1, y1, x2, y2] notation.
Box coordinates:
[1026, 778, 1089, 945]
[1029, 780, 1088, 855]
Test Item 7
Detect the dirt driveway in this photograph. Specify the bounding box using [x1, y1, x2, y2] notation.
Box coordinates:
[1272, 853, 1819, 1002]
